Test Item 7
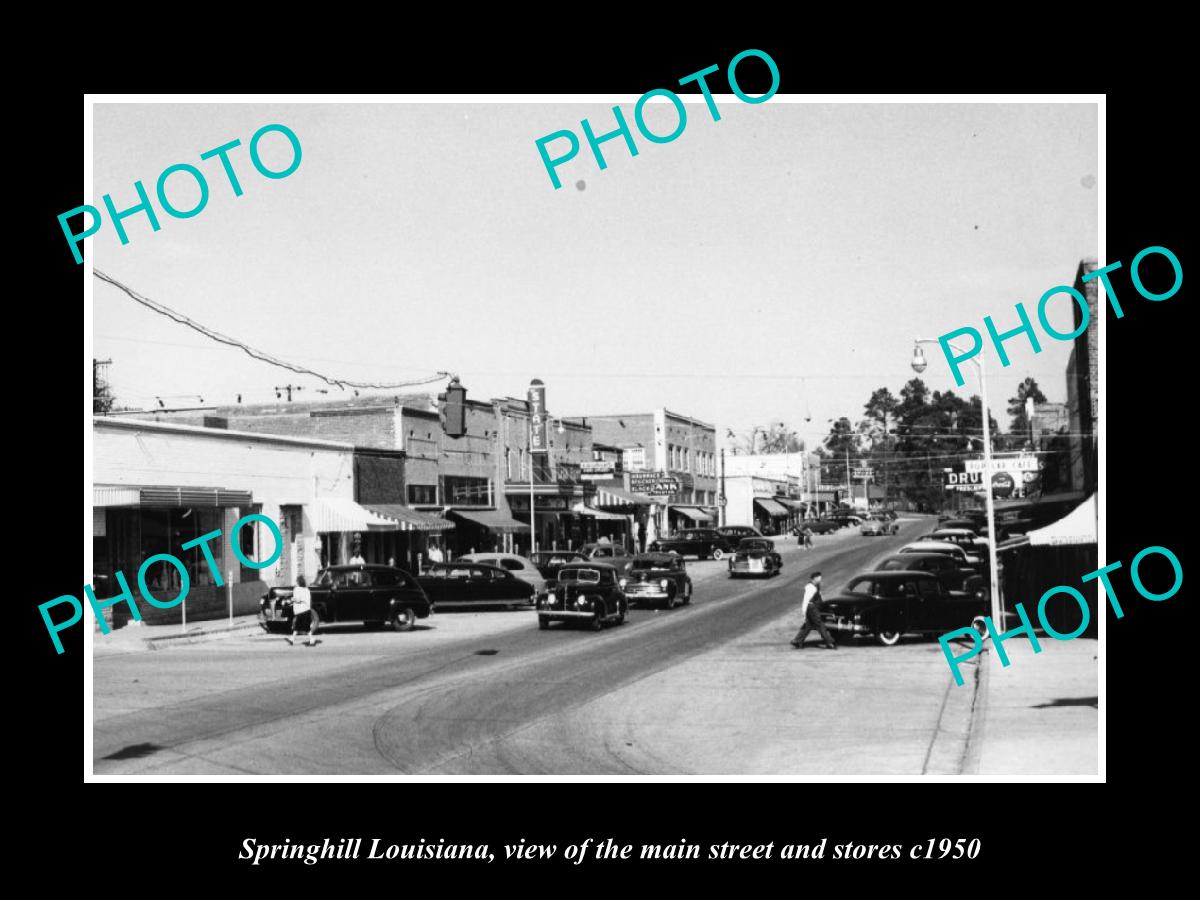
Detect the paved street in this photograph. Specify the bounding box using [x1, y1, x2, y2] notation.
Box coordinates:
[93, 517, 999, 775]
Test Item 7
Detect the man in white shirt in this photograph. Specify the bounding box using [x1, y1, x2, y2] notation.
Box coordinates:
[427, 542, 445, 565]
[791, 572, 837, 650]
[286, 575, 319, 647]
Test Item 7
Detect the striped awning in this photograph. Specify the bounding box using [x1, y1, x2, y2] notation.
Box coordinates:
[594, 485, 654, 507]
[93, 484, 253, 508]
[777, 498, 806, 510]
[311, 497, 399, 533]
[673, 506, 713, 522]
[447, 508, 530, 533]
[362, 504, 455, 532]
[754, 498, 791, 517]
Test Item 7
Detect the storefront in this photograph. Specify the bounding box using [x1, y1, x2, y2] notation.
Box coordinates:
[360, 504, 455, 573]
[446, 508, 531, 557]
[573, 502, 630, 548]
[753, 497, 791, 535]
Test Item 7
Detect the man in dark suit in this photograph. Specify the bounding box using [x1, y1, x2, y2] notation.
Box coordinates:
[791, 572, 837, 649]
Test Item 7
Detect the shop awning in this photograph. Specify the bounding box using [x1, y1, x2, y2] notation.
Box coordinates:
[573, 502, 628, 520]
[312, 497, 399, 532]
[594, 485, 654, 507]
[673, 506, 714, 522]
[447, 508, 530, 533]
[362, 504, 455, 532]
[754, 498, 791, 518]
[93, 484, 253, 508]
[1027, 494, 1097, 547]
[777, 498, 806, 511]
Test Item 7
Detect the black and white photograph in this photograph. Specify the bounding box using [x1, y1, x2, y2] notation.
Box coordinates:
[83, 93, 1103, 779]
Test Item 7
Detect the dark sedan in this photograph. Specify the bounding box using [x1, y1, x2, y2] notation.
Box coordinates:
[649, 528, 735, 560]
[417, 562, 536, 608]
[820, 571, 988, 646]
[259, 564, 432, 633]
[875, 553, 986, 598]
[619, 553, 693, 608]
[537, 562, 628, 630]
[806, 518, 842, 534]
[728, 537, 782, 578]
[717, 525, 763, 544]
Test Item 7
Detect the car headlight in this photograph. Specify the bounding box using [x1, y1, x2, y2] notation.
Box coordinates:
[660, 579, 669, 590]
[547, 592, 556, 603]
[618, 578, 628, 589]
[576, 596, 588, 607]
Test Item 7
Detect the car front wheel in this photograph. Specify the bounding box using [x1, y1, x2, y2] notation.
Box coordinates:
[875, 622, 902, 646]
[392, 606, 416, 632]
[665, 586, 677, 610]
[538, 616, 549, 630]
[683, 583, 693, 605]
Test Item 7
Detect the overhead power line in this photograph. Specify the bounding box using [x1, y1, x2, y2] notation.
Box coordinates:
[93, 270, 452, 391]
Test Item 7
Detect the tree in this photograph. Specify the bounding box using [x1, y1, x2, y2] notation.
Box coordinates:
[1006, 377, 1047, 439]
[93, 359, 116, 415]
[731, 423, 804, 455]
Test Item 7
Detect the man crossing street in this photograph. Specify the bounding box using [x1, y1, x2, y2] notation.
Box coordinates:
[791, 571, 837, 650]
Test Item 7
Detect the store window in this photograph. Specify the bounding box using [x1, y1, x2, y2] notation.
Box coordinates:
[441, 475, 491, 506]
[238, 503, 264, 582]
[408, 484, 437, 505]
[622, 447, 646, 471]
[134, 506, 226, 599]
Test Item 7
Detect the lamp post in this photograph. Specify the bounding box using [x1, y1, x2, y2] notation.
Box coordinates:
[912, 339, 1003, 633]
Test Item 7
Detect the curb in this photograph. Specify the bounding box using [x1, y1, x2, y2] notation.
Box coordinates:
[959, 646, 991, 774]
[922, 648, 985, 775]
[140, 620, 264, 650]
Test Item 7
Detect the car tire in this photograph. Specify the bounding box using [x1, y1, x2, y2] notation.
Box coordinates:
[712, 548, 725, 561]
[392, 606, 416, 632]
[590, 609, 604, 631]
[683, 583, 693, 605]
[538, 616, 549, 630]
[875, 622, 902, 646]
[616, 601, 627, 625]
[665, 587, 677, 610]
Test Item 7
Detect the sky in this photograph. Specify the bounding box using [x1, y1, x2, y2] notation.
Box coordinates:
[91, 99, 1097, 450]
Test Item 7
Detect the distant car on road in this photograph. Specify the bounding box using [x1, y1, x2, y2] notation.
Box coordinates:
[899, 540, 982, 572]
[806, 518, 841, 534]
[530, 550, 588, 581]
[619, 553, 693, 609]
[417, 562, 536, 608]
[717, 525, 763, 544]
[820, 570, 989, 646]
[649, 528, 736, 560]
[538, 562, 628, 630]
[728, 537, 782, 578]
[923, 528, 987, 565]
[577, 542, 634, 572]
[860, 516, 899, 536]
[875, 552, 987, 599]
[456, 552, 545, 593]
[259, 564, 432, 633]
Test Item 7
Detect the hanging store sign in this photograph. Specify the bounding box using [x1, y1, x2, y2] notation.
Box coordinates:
[629, 473, 681, 495]
[528, 380, 548, 454]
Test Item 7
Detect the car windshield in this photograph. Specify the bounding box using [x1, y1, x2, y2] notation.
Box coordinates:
[878, 559, 908, 571]
[558, 569, 602, 584]
[739, 540, 772, 552]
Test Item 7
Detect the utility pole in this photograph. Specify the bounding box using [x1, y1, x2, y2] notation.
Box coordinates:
[719, 447, 727, 527]
[845, 446, 851, 508]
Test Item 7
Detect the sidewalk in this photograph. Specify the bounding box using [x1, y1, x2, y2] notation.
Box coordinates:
[92, 614, 263, 655]
[966, 636, 1098, 776]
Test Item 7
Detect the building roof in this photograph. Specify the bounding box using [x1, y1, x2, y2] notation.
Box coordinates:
[93, 416, 355, 451]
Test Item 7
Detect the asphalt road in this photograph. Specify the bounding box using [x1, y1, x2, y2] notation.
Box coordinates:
[93, 518, 949, 775]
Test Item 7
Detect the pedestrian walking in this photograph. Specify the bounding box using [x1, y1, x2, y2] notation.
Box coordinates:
[802, 525, 814, 550]
[427, 541, 445, 565]
[285, 575, 320, 647]
[791, 572, 837, 650]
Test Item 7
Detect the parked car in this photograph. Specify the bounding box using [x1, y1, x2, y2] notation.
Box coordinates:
[820, 570, 989, 646]
[924, 528, 987, 565]
[259, 564, 432, 633]
[619, 553, 693, 608]
[940, 517, 979, 531]
[649, 528, 736, 560]
[717, 525, 763, 544]
[806, 518, 842, 534]
[456, 552, 545, 593]
[860, 516, 898, 536]
[875, 553, 986, 599]
[537, 562, 628, 630]
[417, 561, 536, 608]
[530, 550, 588, 580]
[899, 540, 982, 572]
[728, 537, 782, 578]
[830, 512, 864, 527]
[577, 542, 634, 572]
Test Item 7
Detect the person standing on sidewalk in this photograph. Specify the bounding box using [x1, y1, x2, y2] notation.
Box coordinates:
[286, 575, 320, 647]
[791, 572, 837, 650]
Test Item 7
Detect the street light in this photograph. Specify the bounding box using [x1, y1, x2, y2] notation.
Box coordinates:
[911, 337, 1003, 633]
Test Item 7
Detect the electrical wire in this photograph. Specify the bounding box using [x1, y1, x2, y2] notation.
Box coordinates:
[93, 270, 452, 391]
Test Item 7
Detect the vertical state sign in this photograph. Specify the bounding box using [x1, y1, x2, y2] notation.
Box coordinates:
[528, 379, 548, 453]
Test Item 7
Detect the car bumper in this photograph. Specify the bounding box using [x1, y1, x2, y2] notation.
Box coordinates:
[538, 609, 599, 620]
[623, 589, 670, 599]
[822, 616, 868, 634]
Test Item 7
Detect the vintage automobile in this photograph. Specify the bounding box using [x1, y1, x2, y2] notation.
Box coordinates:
[417, 561, 536, 608]
[806, 518, 842, 534]
[860, 516, 899, 536]
[899, 540, 981, 572]
[259, 564, 432, 633]
[728, 537, 782, 578]
[649, 528, 736, 560]
[530, 550, 588, 580]
[577, 542, 634, 573]
[619, 553, 693, 608]
[820, 570, 989, 646]
[717, 525, 763, 544]
[537, 562, 628, 630]
[456, 552, 545, 594]
[924, 528, 987, 565]
[875, 552, 987, 599]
